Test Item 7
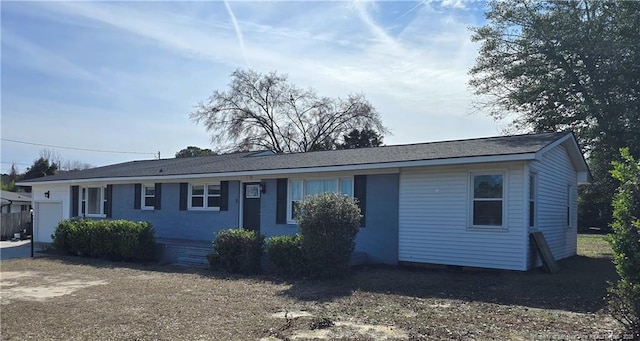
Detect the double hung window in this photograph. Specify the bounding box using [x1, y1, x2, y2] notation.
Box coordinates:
[80, 186, 107, 217]
[189, 183, 221, 210]
[288, 178, 353, 222]
[470, 173, 504, 227]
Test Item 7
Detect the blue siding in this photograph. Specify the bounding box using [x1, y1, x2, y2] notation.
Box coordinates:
[110, 175, 399, 265]
[111, 182, 240, 241]
[355, 173, 399, 265]
[259, 179, 298, 238]
[258, 174, 399, 265]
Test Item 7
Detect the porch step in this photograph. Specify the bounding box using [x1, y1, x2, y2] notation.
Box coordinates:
[160, 240, 368, 269]
[162, 243, 212, 268]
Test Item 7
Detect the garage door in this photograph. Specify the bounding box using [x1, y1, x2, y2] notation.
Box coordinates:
[35, 202, 63, 243]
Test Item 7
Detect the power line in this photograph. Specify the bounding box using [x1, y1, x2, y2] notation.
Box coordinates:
[0, 161, 32, 166]
[1, 138, 156, 156]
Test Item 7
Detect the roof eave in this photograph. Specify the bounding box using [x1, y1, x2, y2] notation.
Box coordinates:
[16, 153, 536, 186]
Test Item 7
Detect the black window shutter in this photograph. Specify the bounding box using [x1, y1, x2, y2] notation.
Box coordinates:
[276, 178, 288, 224]
[220, 181, 229, 211]
[179, 183, 188, 211]
[134, 184, 141, 209]
[105, 185, 113, 218]
[354, 175, 367, 227]
[154, 183, 162, 210]
[71, 186, 79, 217]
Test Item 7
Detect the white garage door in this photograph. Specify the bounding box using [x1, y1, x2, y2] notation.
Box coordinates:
[36, 202, 63, 243]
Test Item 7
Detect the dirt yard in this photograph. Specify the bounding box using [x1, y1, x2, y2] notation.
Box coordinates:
[0, 234, 622, 340]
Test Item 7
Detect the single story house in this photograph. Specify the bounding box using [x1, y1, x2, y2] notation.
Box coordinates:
[1, 191, 32, 213]
[18, 131, 590, 271]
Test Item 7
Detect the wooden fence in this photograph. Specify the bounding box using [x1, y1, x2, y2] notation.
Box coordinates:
[1, 211, 31, 240]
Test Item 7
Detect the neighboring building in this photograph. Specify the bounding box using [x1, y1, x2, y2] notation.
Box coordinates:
[17, 131, 590, 271]
[0, 191, 32, 213]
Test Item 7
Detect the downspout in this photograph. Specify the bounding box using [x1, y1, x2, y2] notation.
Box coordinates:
[1, 199, 13, 213]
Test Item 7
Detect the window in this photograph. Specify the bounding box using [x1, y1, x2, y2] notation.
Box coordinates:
[189, 183, 221, 210]
[80, 186, 106, 217]
[142, 184, 155, 210]
[288, 178, 353, 222]
[470, 173, 504, 227]
[529, 174, 536, 227]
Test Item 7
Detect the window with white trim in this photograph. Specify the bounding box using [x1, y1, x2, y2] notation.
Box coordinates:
[529, 174, 537, 227]
[470, 173, 504, 227]
[142, 184, 155, 210]
[80, 186, 106, 217]
[288, 177, 353, 222]
[189, 183, 221, 210]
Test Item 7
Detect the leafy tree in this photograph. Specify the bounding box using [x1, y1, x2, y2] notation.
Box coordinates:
[39, 149, 62, 168]
[175, 146, 216, 158]
[191, 69, 388, 153]
[1, 163, 21, 192]
[38, 148, 91, 172]
[469, 0, 640, 229]
[22, 157, 57, 181]
[606, 148, 640, 336]
[337, 129, 384, 150]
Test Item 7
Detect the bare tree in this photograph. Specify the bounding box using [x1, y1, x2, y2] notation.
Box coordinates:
[191, 69, 389, 153]
[60, 160, 92, 171]
[39, 149, 92, 171]
[39, 148, 62, 167]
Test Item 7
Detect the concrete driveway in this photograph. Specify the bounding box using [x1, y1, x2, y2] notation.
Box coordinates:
[0, 240, 32, 260]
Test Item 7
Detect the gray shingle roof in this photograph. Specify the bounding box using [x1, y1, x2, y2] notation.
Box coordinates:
[20, 132, 570, 183]
[1, 191, 32, 202]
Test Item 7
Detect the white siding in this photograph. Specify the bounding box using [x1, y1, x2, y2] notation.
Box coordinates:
[31, 185, 71, 242]
[399, 162, 528, 271]
[1, 203, 30, 213]
[528, 144, 578, 267]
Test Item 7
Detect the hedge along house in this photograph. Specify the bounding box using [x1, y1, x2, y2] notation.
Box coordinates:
[18, 131, 590, 271]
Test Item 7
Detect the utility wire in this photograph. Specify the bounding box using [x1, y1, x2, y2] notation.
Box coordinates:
[0, 161, 32, 166]
[1, 138, 156, 156]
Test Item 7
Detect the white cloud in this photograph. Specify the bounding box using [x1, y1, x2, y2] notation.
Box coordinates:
[1, 0, 499, 172]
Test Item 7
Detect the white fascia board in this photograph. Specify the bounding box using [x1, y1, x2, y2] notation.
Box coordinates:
[16, 153, 536, 186]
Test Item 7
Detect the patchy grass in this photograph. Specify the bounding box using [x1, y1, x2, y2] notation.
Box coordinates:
[0, 234, 620, 340]
[578, 233, 613, 258]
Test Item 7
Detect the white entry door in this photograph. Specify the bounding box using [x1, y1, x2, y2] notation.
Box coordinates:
[35, 202, 63, 243]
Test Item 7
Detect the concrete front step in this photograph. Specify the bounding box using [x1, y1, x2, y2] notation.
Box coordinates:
[175, 255, 209, 267]
[158, 238, 369, 269]
[157, 239, 212, 267]
[172, 248, 211, 267]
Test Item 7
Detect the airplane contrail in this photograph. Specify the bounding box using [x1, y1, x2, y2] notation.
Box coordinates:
[224, 0, 250, 68]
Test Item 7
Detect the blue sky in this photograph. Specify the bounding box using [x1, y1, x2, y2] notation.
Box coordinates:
[1, 0, 501, 174]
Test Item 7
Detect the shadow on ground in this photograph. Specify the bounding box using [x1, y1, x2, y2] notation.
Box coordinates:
[28, 249, 615, 314]
[276, 255, 616, 314]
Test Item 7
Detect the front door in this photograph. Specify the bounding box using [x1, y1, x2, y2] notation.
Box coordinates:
[242, 183, 261, 232]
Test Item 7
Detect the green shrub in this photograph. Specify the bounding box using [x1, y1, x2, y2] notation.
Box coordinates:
[607, 147, 640, 337]
[51, 219, 156, 262]
[210, 228, 263, 274]
[297, 193, 361, 278]
[265, 234, 304, 277]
